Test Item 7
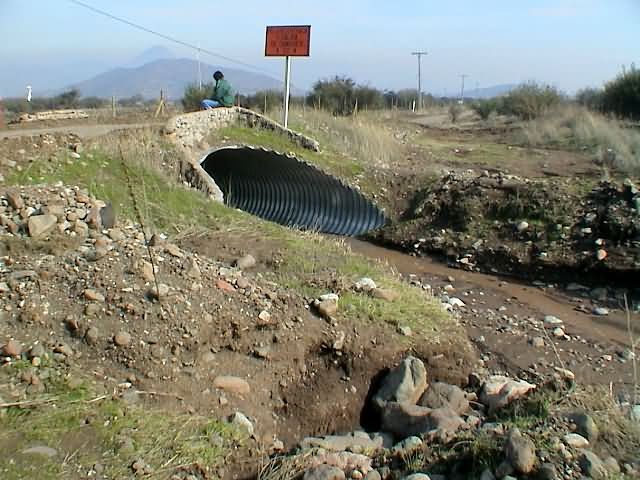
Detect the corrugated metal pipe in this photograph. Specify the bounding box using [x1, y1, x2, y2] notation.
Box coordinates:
[201, 146, 387, 236]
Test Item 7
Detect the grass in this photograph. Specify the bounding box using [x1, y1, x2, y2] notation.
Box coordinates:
[518, 104, 640, 175]
[0, 363, 242, 480]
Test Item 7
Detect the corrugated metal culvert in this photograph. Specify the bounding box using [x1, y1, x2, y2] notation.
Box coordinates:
[201, 146, 387, 236]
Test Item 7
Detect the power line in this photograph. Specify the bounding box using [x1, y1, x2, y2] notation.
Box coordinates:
[68, 0, 276, 77]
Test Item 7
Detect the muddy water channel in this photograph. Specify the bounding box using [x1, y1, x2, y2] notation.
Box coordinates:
[346, 238, 639, 397]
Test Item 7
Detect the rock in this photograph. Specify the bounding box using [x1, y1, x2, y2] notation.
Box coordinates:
[372, 356, 427, 410]
[27, 214, 57, 238]
[304, 465, 346, 480]
[418, 382, 469, 415]
[141, 261, 155, 282]
[479, 376, 536, 412]
[391, 436, 423, 454]
[216, 279, 235, 293]
[6, 191, 24, 210]
[165, 243, 184, 258]
[531, 337, 545, 348]
[186, 258, 201, 279]
[495, 460, 514, 479]
[537, 463, 557, 480]
[397, 325, 412, 337]
[448, 297, 466, 308]
[603, 457, 620, 474]
[21, 446, 58, 457]
[114, 331, 132, 347]
[592, 307, 609, 316]
[354, 277, 377, 292]
[364, 471, 381, 480]
[257, 310, 272, 326]
[108, 228, 125, 241]
[235, 254, 256, 270]
[569, 413, 599, 442]
[3, 339, 22, 357]
[100, 203, 115, 229]
[86, 206, 102, 229]
[578, 450, 607, 480]
[371, 288, 400, 302]
[516, 221, 529, 233]
[564, 433, 589, 448]
[553, 327, 565, 338]
[596, 249, 607, 261]
[544, 315, 563, 326]
[402, 475, 431, 480]
[149, 283, 169, 300]
[84, 289, 105, 302]
[213, 376, 250, 395]
[479, 469, 496, 480]
[236, 277, 249, 289]
[28, 343, 45, 359]
[85, 327, 99, 345]
[381, 403, 464, 440]
[229, 412, 254, 436]
[317, 299, 338, 318]
[504, 428, 536, 474]
[302, 432, 387, 453]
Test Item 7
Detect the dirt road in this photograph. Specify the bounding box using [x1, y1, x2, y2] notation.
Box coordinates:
[0, 122, 164, 139]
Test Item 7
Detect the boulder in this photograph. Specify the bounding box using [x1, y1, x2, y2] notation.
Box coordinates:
[372, 356, 427, 410]
[578, 450, 607, 480]
[569, 413, 599, 442]
[301, 431, 386, 453]
[504, 428, 536, 474]
[418, 382, 469, 415]
[381, 403, 464, 440]
[479, 376, 535, 412]
[304, 466, 345, 480]
[27, 214, 57, 238]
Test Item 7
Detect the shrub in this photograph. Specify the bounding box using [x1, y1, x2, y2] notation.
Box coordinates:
[499, 82, 563, 120]
[448, 103, 462, 123]
[601, 64, 640, 120]
[575, 87, 603, 112]
[471, 99, 498, 120]
[182, 82, 214, 112]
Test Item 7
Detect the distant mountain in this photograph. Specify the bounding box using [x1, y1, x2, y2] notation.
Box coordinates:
[129, 46, 175, 67]
[461, 84, 517, 99]
[63, 58, 285, 100]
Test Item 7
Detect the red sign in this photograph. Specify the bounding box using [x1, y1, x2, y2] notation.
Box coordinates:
[265, 25, 311, 57]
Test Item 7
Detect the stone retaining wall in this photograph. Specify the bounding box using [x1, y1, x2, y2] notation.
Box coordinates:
[164, 107, 320, 203]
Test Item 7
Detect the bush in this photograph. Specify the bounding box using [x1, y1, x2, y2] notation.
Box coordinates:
[448, 103, 462, 123]
[601, 64, 640, 120]
[182, 82, 214, 112]
[499, 82, 563, 120]
[575, 87, 603, 112]
[471, 99, 498, 120]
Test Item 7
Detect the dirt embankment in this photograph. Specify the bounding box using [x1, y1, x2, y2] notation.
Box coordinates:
[375, 170, 640, 290]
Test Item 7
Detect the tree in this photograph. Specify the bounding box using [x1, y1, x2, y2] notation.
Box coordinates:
[182, 82, 214, 112]
[600, 64, 640, 120]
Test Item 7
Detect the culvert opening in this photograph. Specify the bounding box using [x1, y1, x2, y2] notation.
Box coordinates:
[201, 146, 387, 236]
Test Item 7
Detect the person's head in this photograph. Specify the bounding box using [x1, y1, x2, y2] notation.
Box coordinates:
[213, 71, 224, 81]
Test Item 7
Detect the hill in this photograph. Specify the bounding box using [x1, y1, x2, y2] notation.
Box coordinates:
[461, 83, 517, 99]
[64, 58, 285, 100]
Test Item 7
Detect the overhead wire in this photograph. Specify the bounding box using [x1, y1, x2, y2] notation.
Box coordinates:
[67, 0, 279, 78]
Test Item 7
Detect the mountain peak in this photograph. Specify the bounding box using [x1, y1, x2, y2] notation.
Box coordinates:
[129, 46, 175, 67]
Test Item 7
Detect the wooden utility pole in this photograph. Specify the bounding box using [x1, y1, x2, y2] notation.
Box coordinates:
[111, 96, 116, 118]
[459, 74, 469, 104]
[411, 51, 428, 111]
[154, 90, 166, 118]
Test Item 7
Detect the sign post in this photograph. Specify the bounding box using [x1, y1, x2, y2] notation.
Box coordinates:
[265, 25, 311, 129]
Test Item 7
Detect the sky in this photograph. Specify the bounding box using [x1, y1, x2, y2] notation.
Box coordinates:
[0, 0, 638, 97]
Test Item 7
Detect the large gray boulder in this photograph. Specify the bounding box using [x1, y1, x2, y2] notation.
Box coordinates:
[381, 402, 465, 440]
[419, 382, 470, 415]
[372, 356, 427, 411]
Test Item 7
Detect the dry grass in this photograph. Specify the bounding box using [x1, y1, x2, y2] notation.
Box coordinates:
[281, 107, 401, 168]
[518, 104, 640, 174]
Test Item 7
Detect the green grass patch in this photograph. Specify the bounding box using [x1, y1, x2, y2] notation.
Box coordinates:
[0, 364, 242, 480]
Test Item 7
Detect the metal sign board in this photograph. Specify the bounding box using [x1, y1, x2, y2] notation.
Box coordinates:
[265, 25, 311, 57]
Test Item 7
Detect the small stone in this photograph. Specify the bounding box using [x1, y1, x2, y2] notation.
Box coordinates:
[402, 475, 430, 480]
[165, 243, 184, 258]
[596, 249, 607, 261]
[364, 471, 381, 480]
[148, 283, 169, 300]
[397, 325, 412, 337]
[28, 343, 45, 359]
[372, 288, 400, 302]
[516, 221, 529, 232]
[592, 307, 609, 316]
[28, 214, 57, 238]
[54, 343, 73, 357]
[504, 428, 536, 474]
[229, 411, 254, 436]
[216, 279, 235, 293]
[213, 376, 250, 395]
[108, 228, 125, 241]
[6, 191, 24, 210]
[84, 289, 105, 302]
[257, 310, 272, 326]
[448, 297, 466, 308]
[114, 331, 132, 347]
[544, 315, 563, 326]
[186, 258, 201, 279]
[70, 151, 81, 159]
[553, 327, 565, 338]
[354, 277, 377, 292]
[316, 299, 338, 318]
[235, 254, 256, 270]
[3, 339, 22, 357]
[531, 337, 545, 348]
[304, 465, 346, 480]
[85, 327, 99, 345]
[569, 413, 599, 442]
[564, 433, 589, 448]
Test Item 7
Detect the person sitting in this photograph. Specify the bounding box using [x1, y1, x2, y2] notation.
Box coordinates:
[201, 71, 235, 109]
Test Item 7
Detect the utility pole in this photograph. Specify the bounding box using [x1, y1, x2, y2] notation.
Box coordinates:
[197, 44, 202, 90]
[411, 51, 428, 111]
[459, 74, 468, 103]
